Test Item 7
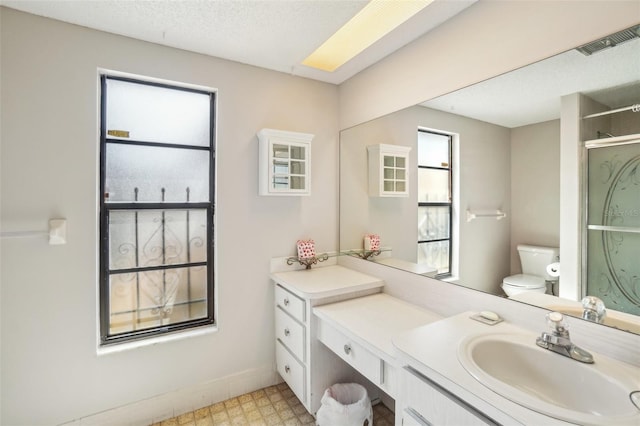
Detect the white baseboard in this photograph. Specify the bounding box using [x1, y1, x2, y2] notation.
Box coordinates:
[60, 366, 281, 425]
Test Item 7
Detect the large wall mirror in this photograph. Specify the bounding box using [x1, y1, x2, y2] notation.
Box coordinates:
[339, 26, 640, 334]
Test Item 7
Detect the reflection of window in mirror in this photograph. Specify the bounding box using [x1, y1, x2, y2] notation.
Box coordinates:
[417, 129, 453, 276]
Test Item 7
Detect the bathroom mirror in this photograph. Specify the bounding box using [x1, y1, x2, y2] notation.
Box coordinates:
[339, 28, 640, 334]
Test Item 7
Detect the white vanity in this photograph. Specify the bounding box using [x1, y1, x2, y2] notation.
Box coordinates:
[271, 265, 385, 414]
[271, 264, 640, 425]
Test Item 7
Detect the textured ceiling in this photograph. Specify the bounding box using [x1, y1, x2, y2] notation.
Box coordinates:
[3, 1, 637, 127]
[422, 36, 640, 128]
[0, 0, 476, 84]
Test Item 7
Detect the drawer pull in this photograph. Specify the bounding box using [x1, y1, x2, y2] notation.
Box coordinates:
[284, 365, 291, 374]
[344, 344, 352, 355]
[284, 328, 290, 336]
[283, 298, 290, 306]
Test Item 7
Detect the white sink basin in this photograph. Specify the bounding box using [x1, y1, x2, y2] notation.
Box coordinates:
[458, 333, 640, 425]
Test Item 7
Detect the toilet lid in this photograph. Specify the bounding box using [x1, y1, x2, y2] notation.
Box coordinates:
[503, 274, 546, 288]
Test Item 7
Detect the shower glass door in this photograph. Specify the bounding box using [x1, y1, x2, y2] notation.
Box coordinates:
[586, 141, 640, 315]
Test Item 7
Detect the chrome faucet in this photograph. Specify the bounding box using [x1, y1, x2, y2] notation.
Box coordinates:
[581, 296, 606, 324]
[536, 312, 594, 363]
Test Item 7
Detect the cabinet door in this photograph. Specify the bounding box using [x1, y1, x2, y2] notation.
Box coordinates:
[401, 367, 498, 426]
[368, 144, 411, 197]
[381, 153, 408, 195]
[258, 129, 313, 196]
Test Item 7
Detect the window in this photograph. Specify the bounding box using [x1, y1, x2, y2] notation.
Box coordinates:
[417, 129, 452, 276]
[99, 75, 216, 345]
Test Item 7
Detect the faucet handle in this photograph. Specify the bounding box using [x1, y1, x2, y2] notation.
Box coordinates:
[581, 296, 606, 323]
[546, 312, 569, 336]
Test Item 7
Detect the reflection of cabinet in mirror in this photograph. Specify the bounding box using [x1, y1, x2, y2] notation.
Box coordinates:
[258, 128, 313, 196]
[368, 144, 411, 197]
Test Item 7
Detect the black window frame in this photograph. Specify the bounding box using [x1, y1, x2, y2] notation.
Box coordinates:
[99, 74, 216, 345]
[417, 129, 453, 277]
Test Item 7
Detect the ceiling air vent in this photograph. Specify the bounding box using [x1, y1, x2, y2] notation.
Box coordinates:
[576, 24, 640, 55]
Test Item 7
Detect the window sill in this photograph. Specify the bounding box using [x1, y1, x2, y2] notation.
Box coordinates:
[96, 325, 218, 356]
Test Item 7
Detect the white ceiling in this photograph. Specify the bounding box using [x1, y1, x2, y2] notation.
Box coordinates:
[0, 0, 476, 85]
[3, 1, 637, 128]
[422, 34, 640, 128]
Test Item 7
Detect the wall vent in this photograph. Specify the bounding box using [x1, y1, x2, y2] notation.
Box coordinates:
[576, 24, 640, 56]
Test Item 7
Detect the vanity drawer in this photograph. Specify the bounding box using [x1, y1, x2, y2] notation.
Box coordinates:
[275, 285, 305, 323]
[317, 319, 381, 386]
[276, 307, 305, 361]
[276, 340, 306, 404]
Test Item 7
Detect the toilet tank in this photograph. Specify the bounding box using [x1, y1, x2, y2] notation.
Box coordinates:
[517, 244, 559, 278]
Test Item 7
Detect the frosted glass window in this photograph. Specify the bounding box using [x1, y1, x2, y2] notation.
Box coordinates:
[105, 144, 210, 202]
[100, 74, 215, 345]
[418, 131, 450, 167]
[109, 265, 208, 335]
[418, 168, 450, 202]
[417, 241, 450, 275]
[418, 206, 451, 240]
[106, 79, 210, 146]
[108, 209, 207, 270]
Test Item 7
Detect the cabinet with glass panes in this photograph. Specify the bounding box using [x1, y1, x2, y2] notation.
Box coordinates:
[367, 144, 411, 197]
[258, 128, 313, 196]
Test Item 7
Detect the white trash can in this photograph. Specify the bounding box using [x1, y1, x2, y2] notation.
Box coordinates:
[316, 383, 373, 426]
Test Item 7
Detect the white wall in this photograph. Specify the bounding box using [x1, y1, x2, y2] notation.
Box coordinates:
[340, 105, 511, 294]
[510, 120, 561, 273]
[0, 8, 339, 425]
[339, 0, 640, 129]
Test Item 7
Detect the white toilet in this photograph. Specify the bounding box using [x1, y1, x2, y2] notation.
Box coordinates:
[502, 244, 559, 297]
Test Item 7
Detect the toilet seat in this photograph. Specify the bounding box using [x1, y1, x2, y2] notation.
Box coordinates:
[502, 274, 546, 289]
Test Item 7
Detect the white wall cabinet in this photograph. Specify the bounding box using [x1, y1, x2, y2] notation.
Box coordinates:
[368, 144, 411, 197]
[258, 128, 313, 196]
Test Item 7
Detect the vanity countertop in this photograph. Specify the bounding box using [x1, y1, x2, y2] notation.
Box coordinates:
[270, 265, 384, 300]
[393, 311, 640, 425]
[394, 312, 567, 424]
[313, 293, 442, 363]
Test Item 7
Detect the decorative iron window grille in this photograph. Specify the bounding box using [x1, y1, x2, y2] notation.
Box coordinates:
[99, 75, 216, 345]
[417, 129, 453, 276]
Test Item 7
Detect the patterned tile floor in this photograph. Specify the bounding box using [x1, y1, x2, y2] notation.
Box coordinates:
[152, 382, 394, 426]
